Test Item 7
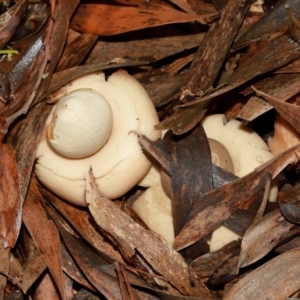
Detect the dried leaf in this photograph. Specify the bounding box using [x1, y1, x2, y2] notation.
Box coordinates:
[57, 220, 123, 300]
[155, 103, 207, 135]
[33, 272, 60, 300]
[86, 29, 205, 65]
[234, 0, 300, 49]
[55, 32, 98, 72]
[279, 202, 300, 224]
[21, 239, 47, 293]
[0, 0, 27, 49]
[167, 0, 197, 14]
[207, 251, 239, 289]
[11, 2, 50, 43]
[0, 143, 22, 248]
[60, 242, 95, 291]
[0, 28, 48, 136]
[141, 72, 188, 107]
[170, 123, 213, 235]
[139, 134, 238, 188]
[23, 179, 65, 300]
[9, 100, 50, 200]
[228, 26, 300, 85]
[238, 201, 300, 268]
[71, 2, 206, 36]
[224, 248, 300, 300]
[0, 238, 10, 300]
[239, 73, 300, 121]
[86, 169, 212, 298]
[191, 240, 241, 278]
[173, 144, 300, 251]
[178, 25, 300, 111]
[0, 72, 11, 104]
[40, 185, 123, 263]
[253, 87, 300, 136]
[34, 0, 76, 104]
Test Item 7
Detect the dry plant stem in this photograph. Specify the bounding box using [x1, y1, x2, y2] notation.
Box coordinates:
[180, 0, 252, 101]
[0, 271, 23, 291]
[254, 174, 272, 223]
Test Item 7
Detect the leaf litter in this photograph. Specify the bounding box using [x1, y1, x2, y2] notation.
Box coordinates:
[1, 0, 300, 299]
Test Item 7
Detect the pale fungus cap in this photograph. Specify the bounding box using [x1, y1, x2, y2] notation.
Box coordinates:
[35, 70, 160, 206]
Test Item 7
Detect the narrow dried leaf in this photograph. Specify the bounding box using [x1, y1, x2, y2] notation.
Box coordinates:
[33, 272, 60, 300]
[86, 30, 205, 65]
[239, 73, 300, 121]
[11, 2, 50, 43]
[9, 100, 50, 200]
[228, 26, 300, 85]
[239, 202, 300, 268]
[56, 32, 98, 72]
[60, 242, 95, 291]
[192, 240, 241, 278]
[0, 143, 22, 248]
[0, 31, 47, 136]
[155, 103, 207, 135]
[23, 179, 65, 300]
[0, 0, 27, 49]
[41, 186, 123, 263]
[234, 0, 300, 49]
[279, 202, 300, 224]
[86, 169, 212, 298]
[0, 72, 11, 104]
[253, 87, 300, 135]
[178, 23, 300, 111]
[138, 135, 171, 174]
[71, 3, 205, 36]
[224, 248, 300, 300]
[167, 0, 197, 14]
[174, 144, 300, 250]
[141, 72, 188, 107]
[57, 221, 123, 300]
[34, 0, 75, 104]
[22, 240, 47, 293]
[276, 56, 300, 73]
[0, 237, 10, 300]
[170, 123, 213, 235]
[207, 251, 239, 289]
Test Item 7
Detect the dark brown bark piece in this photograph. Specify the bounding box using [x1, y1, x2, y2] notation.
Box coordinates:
[170, 123, 213, 236]
[180, 0, 252, 100]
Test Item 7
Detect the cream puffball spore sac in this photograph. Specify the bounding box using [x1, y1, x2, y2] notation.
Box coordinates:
[47, 89, 113, 159]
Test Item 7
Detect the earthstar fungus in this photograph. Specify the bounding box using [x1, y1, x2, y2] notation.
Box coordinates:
[35, 70, 160, 206]
[134, 114, 278, 251]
